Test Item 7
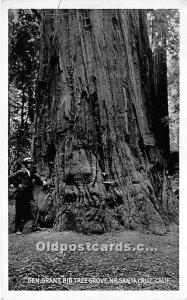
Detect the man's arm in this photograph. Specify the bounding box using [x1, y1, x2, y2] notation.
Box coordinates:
[32, 173, 44, 186]
[32, 173, 49, 187]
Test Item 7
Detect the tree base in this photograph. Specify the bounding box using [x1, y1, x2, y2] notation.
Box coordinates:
[35, 149, 178, 236]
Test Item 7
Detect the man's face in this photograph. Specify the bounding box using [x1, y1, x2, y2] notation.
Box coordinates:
[25, 162, 32, 170]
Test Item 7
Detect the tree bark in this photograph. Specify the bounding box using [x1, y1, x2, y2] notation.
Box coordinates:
[33, 9, 178, 234]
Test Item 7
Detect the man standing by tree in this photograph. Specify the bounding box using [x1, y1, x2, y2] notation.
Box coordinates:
[9, 157, 48, 234]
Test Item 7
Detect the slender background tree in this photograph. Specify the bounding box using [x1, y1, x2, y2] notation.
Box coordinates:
[147, 9, 179, 153]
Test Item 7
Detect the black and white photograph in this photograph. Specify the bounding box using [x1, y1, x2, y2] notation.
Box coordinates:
[1, 1, 185, 296]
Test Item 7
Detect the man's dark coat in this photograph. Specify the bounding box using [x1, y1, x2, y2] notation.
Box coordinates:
[9, 168, 43, 231]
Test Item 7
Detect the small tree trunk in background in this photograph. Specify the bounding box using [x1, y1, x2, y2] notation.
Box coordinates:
[33, 9, 178, 234]
[152, 11, 170, 159]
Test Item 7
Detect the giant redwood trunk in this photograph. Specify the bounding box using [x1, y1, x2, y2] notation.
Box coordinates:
[33, 9, 178, 234]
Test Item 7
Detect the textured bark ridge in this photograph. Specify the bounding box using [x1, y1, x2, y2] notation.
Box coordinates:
[33, 10, 178, 234]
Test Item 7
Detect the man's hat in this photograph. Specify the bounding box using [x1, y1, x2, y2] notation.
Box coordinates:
[22, 157, 33, 164]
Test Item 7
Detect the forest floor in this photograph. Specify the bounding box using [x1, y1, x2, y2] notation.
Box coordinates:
[9, 222, 179, 291]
